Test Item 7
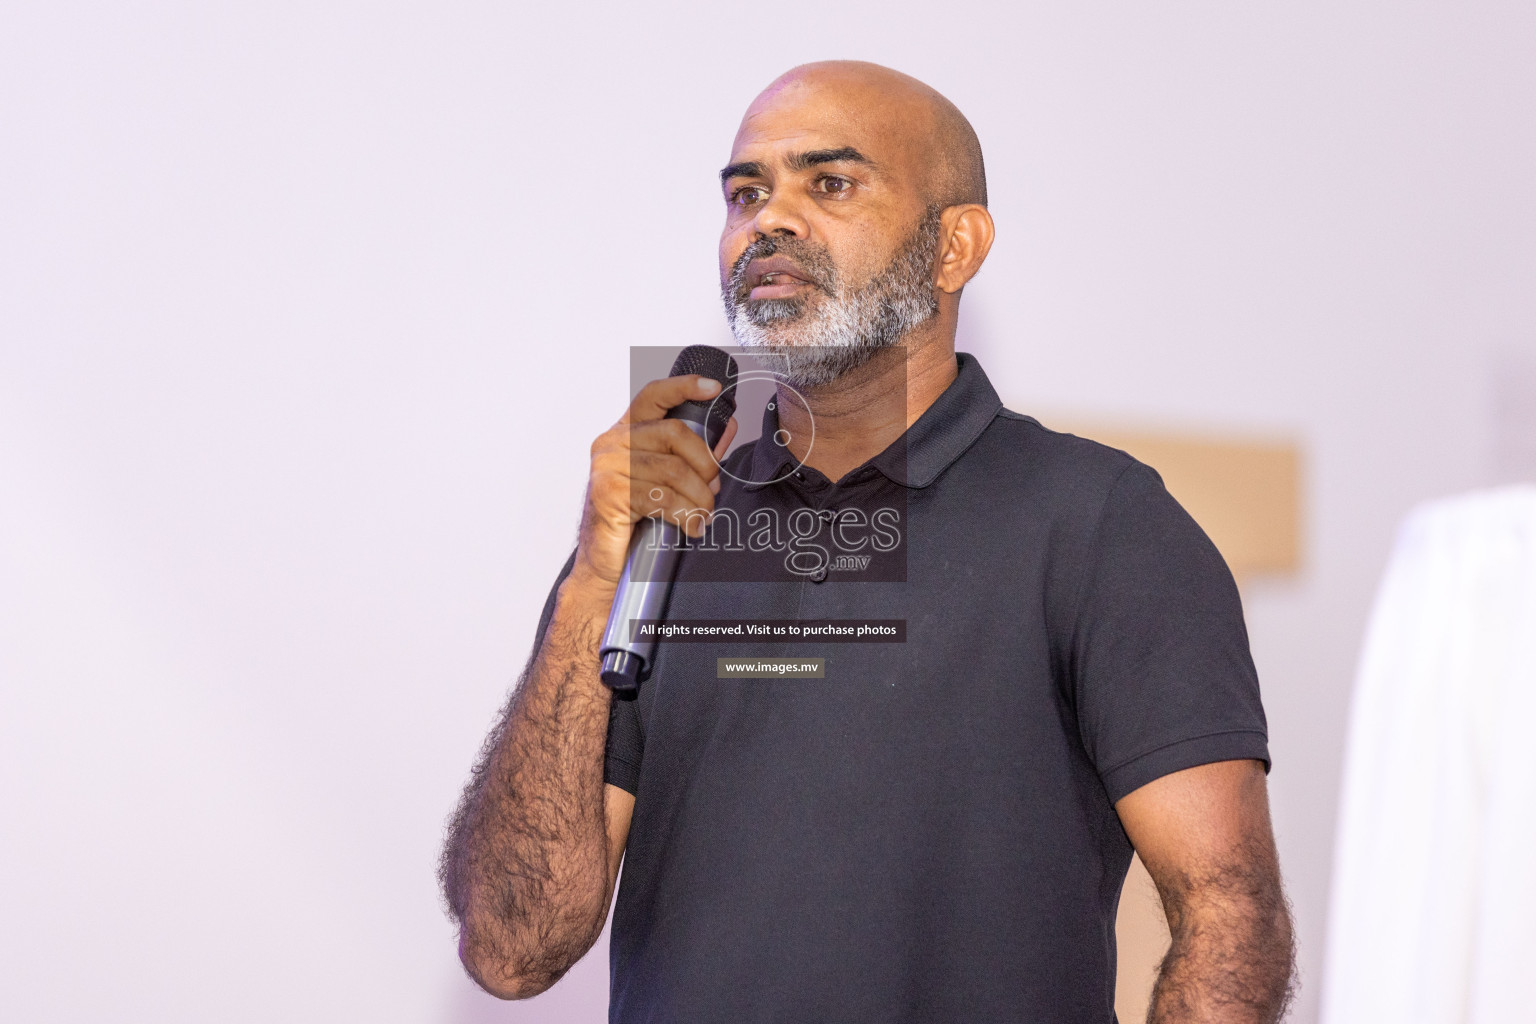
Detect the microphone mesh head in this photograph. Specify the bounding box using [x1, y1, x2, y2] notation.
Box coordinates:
[668, 345, 739, 442]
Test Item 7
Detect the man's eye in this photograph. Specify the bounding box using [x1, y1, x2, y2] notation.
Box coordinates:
[730, 186, 767, 206]
[817, 176, 852, 194]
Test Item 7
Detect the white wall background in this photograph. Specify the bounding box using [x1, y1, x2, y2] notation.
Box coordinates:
[3, 2, 1532, 1021]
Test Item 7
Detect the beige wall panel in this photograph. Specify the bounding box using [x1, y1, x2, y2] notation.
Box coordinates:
[1059, 424, 1303, 577]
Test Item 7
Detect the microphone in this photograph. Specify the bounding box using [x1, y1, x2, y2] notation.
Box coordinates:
[599, 346, 739, 691]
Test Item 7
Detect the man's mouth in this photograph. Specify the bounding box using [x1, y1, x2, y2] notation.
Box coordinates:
[750, 275, 810, 300]
[743, 256, 818, 301]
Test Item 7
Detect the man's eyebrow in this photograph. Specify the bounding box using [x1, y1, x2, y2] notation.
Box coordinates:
[789, 147, 873, 171]
[720, 160, 766, 184]
[718, 147, 876, 185]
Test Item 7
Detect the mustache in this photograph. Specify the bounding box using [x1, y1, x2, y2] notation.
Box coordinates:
[727, 236, 839, 303]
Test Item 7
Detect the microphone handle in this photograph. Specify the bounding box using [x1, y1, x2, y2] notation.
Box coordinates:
[598, 417, 711, 691]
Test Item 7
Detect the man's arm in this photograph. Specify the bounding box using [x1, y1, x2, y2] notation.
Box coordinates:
[439, 571, 631, 999]
[438, 373, 730, 999]
[1116, 759, 1296, 1023]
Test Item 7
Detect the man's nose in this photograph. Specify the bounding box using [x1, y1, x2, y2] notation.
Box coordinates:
[750, 188, 810, 239]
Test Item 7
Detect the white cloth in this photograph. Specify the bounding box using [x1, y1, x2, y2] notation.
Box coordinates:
[1321, 487, 1536, 1024]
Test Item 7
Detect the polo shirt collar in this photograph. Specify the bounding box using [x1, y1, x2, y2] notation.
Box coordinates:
[743, 351, 1003, 490]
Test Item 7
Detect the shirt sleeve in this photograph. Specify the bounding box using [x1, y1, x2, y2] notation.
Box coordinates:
[604, 694, 643, 795]
[1070, 461, 1271, 804]
[530, 549, 644, 795]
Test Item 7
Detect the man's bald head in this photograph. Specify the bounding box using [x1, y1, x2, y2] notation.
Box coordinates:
[743, 61, 987, 209]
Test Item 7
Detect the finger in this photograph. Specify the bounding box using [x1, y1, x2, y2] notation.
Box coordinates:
[630, 476, 716, 538]
[589, 449, 714, 526]
[632, 484, 717, 538]
[627, 418, 720, 484]
[590, 445, 716, 521]
[630, 450, 716, 516]
[621, 375, 723, 426]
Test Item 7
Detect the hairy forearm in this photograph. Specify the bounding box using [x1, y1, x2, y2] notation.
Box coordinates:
[439, 573, 616, 998]
[1146, 868, 1296, 1024]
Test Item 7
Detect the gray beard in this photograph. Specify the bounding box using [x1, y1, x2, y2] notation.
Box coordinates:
[722, 207, 942, 388]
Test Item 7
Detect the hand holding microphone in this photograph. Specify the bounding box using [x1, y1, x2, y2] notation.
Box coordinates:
[574, 347, 739, 690]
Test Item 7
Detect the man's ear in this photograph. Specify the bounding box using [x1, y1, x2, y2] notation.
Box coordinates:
[935, 204, 995, 294]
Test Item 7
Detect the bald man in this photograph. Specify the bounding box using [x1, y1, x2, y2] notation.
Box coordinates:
[442, 62, 1296, 1023]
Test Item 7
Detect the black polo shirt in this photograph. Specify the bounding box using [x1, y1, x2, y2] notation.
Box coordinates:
[534, 353, 1269, 1023]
